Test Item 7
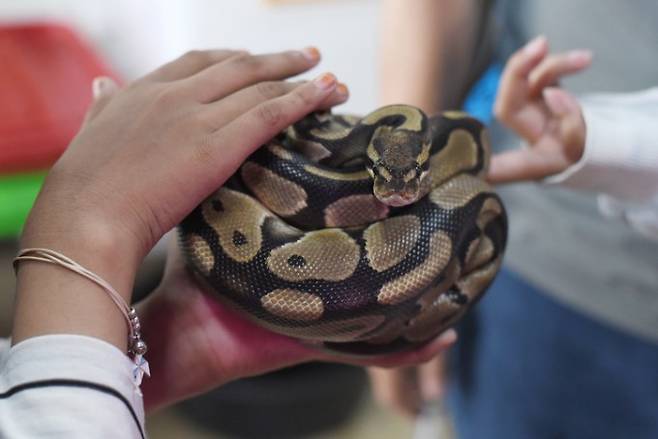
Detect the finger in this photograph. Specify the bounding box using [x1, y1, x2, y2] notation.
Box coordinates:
[543, 88, 587, 162]
[418, 354, 447, 401]
[202, 80, 349, 127]
[543, 87, 580, 117]
[321, 82, 350, 109]
[368, 367, 422, 418]
[494, 35, 549, 123]
[362, 329, 457, 369]
[198, 73, 338, 183]
[181, 47, 322, 102]
[528, 50, 593, 97]
[84, 76, 119, 122]
[487, 146, 572, 184]
[146, 49, 243, 82]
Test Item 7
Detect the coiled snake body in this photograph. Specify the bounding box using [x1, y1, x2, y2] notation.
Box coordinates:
[180, 105, 507, 355]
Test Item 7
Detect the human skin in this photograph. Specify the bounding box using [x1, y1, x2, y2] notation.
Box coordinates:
[11, 47, 457, 412]
[371, 1, 591, 418]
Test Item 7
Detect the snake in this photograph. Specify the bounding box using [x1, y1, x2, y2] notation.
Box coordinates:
[179, 104, 507, 355]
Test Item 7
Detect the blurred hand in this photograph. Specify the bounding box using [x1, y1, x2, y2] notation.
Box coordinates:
[488, 36, 592, 184]
[139, 240, 458, 412]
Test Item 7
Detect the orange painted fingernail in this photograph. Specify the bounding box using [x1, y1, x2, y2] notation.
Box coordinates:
[313, 72, 337, 90]
[301, 46, 321, 63]
[336, 83, 349, 97]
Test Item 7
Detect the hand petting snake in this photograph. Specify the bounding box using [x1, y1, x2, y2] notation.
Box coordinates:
[179, 104, 507, 355]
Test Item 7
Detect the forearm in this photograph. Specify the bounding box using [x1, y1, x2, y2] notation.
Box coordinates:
[378, 0, 481, 112]
[12, 204, 141, 351]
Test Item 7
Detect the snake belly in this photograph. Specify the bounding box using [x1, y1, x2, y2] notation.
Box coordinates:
[179, 105, 507, 355]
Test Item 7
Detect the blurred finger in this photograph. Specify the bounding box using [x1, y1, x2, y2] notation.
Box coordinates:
[487, 146, 572, 184]
[543, 88, 587, 162]
[363, 329, 457, 369]
[368, 367, 422, 418]
[183, 47, 321, 102]
[418, 354, 447, 401]
[202, 80, 349, 127]
[543, 87, 580, 116]
[146, 49, 241, 82]
[494, 35, 548, 123]
[528, 50, 592, 97]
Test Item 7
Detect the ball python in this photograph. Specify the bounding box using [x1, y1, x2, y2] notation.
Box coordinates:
[179, 104, 507, 355]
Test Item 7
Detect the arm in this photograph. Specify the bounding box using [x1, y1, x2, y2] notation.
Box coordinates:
[3, 47, 456, 436]
[379, 0, 483, 112]
[4, 49, 339, 437]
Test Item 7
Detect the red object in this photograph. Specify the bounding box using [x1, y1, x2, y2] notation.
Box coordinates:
[0, 22, 119, 173]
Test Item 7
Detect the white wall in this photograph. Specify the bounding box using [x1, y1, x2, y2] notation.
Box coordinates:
[0, 0, 380, 113]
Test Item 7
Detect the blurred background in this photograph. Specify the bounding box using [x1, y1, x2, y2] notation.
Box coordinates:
[0, 0, 433, 438]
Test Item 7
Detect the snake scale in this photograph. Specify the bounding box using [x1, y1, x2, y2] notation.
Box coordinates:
[179, 105, 507, 355]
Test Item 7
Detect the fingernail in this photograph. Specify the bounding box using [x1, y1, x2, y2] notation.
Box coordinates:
[92, 77, 108, 98]
[336, 83, 349, 97]
[567, 49, 593, 65]
[301, 46, 321, 63]
[524, 35, 547, 57]
[313, 72, 337, 91]
[439, 328, 457, 344]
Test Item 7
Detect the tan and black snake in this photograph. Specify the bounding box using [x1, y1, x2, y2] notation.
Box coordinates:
[179, 104, 507, 355]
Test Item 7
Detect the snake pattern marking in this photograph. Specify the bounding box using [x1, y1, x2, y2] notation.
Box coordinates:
[180, 104, 507, 355]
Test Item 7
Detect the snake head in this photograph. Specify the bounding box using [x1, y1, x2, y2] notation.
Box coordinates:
[367, 131, 432, 207]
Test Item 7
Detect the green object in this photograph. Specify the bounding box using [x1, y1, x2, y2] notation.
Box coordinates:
[0, 172, 46, 238]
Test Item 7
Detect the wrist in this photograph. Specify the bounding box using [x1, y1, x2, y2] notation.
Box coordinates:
[21, 189, 144, 295]
[12, 255, 135, 352]
[12, 197, 144, 350]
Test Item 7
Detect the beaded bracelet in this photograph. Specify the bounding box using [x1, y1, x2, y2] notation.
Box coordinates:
[13, 248, 150, 386]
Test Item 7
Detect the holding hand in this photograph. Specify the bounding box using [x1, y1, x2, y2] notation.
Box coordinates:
[12, 47, 457, 413]
[489, 36, 592, 184]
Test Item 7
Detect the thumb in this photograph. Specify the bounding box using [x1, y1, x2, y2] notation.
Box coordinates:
[84, 76, 119, 122]
[543, 87, 586, 163]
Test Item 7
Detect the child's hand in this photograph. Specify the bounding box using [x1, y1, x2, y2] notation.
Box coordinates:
[489, 36, 592, 184]
[21, 48, 347, 289]
[13, 48, 348, 348]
